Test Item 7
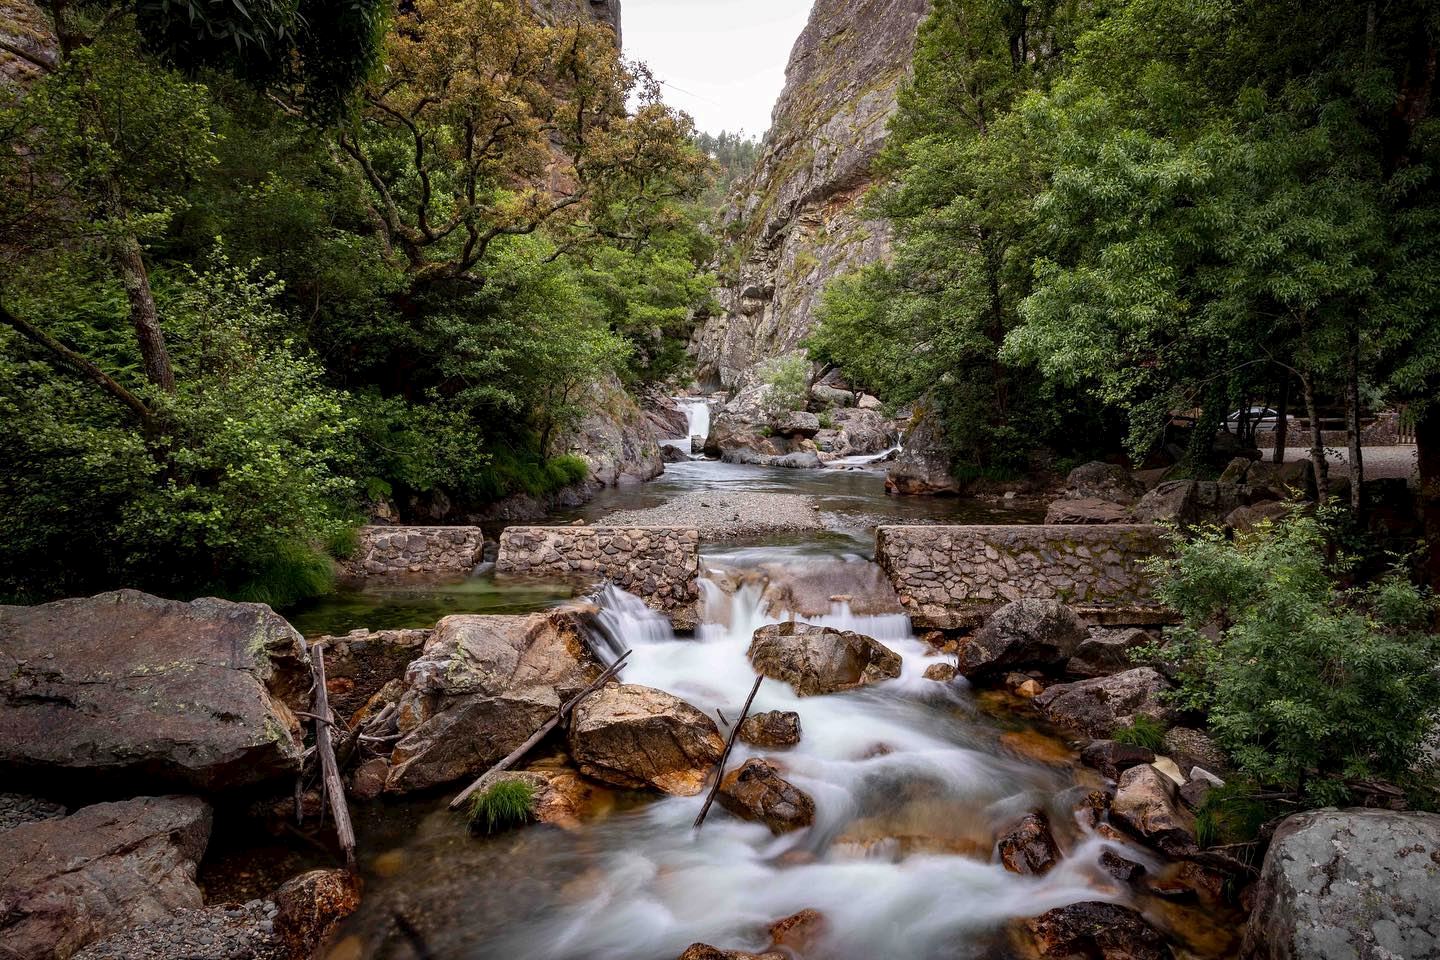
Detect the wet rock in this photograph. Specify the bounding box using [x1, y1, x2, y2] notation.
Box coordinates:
[314, 627, 431, 720]
[1112, 764, 1197, 857]
[748, 621, 902, 696]
[0, 796, 212, 960]
[767, 909, 827, 953]
[349, 757, 390, 800]
[1242, 808, 1440, 960]
[718, 759, 816, 834]
[73, 902, 282, 960]
[1026, 901, 1173, 960]
[0, 590, 305, 792]
[1005, 673, 1045, 698]
[470, 768, 596, 827]
[1046, 497, 1134, 525]
[958, 599, 1087, 678]
[1067, 628, 1154, 679]
[1160, 727, 1227, 775]
[0, 792, 66, 833]
[1133, 480, 1247, 526]
[738, 710, 802, 748]
[923, 662, 958, 682]
[886, 408, 960, 496]
[677, 946, 784, 960]
[568, 684, 724, 795]
[1034, 668, 1175, 739]
[1100, 849, 1147, 883]
[385, 612, 601, 792]
[272, 869, 361, 959]
[996, 812, 1059, 876]
[1080, 740, 1157, 781]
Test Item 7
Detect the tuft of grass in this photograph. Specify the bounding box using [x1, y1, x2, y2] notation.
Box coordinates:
[1196, 782, 1274, 847]
[1112, 714, 1167, 752]
[468, 779, 537, 834]
[234, 540, 336, 607]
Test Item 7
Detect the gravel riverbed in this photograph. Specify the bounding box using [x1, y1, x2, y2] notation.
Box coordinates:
[600, 490, 826, 539]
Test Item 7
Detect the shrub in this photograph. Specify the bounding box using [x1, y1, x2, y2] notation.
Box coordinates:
[1145, 513, 1440, 805]
[468, 779, 537, 834]
[1112, 714, 1166, 752]
[759, 354, 810, 421]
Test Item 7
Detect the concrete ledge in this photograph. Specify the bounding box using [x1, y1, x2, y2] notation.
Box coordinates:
[339, 525, 485, 578]
[495, 526, 700, 624]
[875, 524, 1170, 629]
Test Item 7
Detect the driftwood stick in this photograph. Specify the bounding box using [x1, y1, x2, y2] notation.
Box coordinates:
[693, 674, 764, 832]
[447, 651, 632, 812]
[312, 645, 357, 870]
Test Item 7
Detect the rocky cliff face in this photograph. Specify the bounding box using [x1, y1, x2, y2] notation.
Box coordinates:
[531, 0, 621, 42]
[0, 0, 57, 96]
[692, 0, 929, 390]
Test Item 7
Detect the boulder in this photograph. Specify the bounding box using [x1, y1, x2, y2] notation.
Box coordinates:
[1225, 501, 1293, 532]
[1045, 497, 1133, 525]
[810, 384, 855, 408]
[0, 590, 304, 792]
[272, 869, 361, 960]
[923, 662, 958, 682]
[0, 796, 212, 960]
[773, 411, 821, 437]
[886, 408, 959, 496]
[771, 450, 825, 470]
[1112, 764, 1196, 857]
[1034, 668, 1175, 739]
[1059, 462, 1145, 505]
[957, 599, 1087, 678]
[678, 947, 783, 960]
[1026, 902, 1173, 960]
[469, 768, 595, 827]
[767, 909, 827, 953]
[1132, 480, 1246, 526]
[1242, 808, 1440, 960]
[1067, 628, 1154, 679]
[717, 759, 816, 834]
[826, 407, 895, 457]
[1160, 727, 1227, 775]
[1080, 740, 1156, 781]
[748, 621, 902, 696]
[737, 710, 802, 748]
[568, 684, 724, 795]
[1100, 849, 1147, 883]
[996, 812, 1059, 876]
[386, 612, 601, 792]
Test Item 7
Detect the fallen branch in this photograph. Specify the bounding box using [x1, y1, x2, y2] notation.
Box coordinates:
[311, 645, 357, 870]
[693, 674, 764, 832]
[447, 651, 632, 812]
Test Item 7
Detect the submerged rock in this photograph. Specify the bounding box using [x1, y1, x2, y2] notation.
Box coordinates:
[718, 759, 816, 834]
[767, 909, 828, 953]
[1242, 808, 1440, 960]
[1034, 668, 1175, 739]
[957, 599, 1087, 678]
[386, 612, 601, 792]
[996, 812, 1059, 876]
[748, 621, 902, 696]
[738, 710, 802, 748]
[568, 684, 724, 795]
[1111, 764, 1197, 857]
[1026, 901, 1173, 960]
[0, 796, 212, 960]
[0, 590, 305, 792]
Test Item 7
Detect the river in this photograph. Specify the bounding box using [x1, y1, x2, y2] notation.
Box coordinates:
[297, 445, 1239, 960]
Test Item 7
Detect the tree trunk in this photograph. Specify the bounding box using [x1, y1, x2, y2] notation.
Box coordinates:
[1416, 402, 1440, 595]
[1345, 326, 1365, 514]
[115, 233, 176, 393]
[1301, 373, 1329, 502]
[1272, 374, 1290, 464]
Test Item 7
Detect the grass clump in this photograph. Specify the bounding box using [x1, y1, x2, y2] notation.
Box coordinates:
[468, 778, 537, 835]
[1112, 714, 1166, 752]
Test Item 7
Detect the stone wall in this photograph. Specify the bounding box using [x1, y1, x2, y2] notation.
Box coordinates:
[339, 526, 485, 578]
[495, 526, 700, 622]
[875, 525, 1170, 629]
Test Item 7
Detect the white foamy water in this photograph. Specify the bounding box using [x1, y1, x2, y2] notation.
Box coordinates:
[828, 444, 902, 468]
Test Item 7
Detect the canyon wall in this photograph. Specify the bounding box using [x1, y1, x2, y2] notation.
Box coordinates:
[692, 0, 930, 390]
[0, 0, 56, 95]
[531, 0, 621, 42]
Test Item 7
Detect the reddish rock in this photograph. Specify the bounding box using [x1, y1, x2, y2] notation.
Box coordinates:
[1100, 849, 1147, 883]
[718, 759, 816, 834]
[678, 946, 783, 960]
[272, 869, 362, 959]
[1026, 901, 1173, 960]
[996, 812, 1059, 876]
[569, 684, 724, 796]
[767, 909, 827, 953]
[748, 621, 901, 696]
[923, 662, 958, 682]
[737, 710, 802, 748]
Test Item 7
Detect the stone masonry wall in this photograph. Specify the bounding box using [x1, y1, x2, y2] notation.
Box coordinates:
[339, 526, 486, 578]
[496, 526, 700, 623]
[875, 525, 1170, 629]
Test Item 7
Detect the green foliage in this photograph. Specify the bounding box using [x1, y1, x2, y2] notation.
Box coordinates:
[694, 130, 762, 207]
[759, 354, 810, 421]
[468, 778, 537, 834]
[1146, 514, 1440, 803]
[1194, 782, 1278, 848]
[1112, 714, 1166, 752]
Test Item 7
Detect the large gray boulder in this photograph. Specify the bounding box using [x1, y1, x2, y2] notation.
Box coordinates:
[0, 796, 212, 960]
[386, 612, 601, 792]
[0, 591, 305, 792]
[1133, 480, 1247, 526]
[748, 621, 902, 696]
[568, 684, 725, 796]
[1059, 462, 1145, 505]
[958, 599, 1088, 677]
[1243, 809, 1440, 960]
[1034, 668, 1175, 739]
[886, 408, 959, 496]
[1067, 627, 1154, 679]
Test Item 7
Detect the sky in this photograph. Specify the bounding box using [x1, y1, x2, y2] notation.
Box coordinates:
[622, 0, 815, 138]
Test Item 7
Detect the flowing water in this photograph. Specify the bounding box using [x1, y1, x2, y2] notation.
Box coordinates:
[317, 458, 1238, 959]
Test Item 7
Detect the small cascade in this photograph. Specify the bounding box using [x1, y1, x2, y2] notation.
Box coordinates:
[828, 444, 902, 468]
[585, 582, 678, 664]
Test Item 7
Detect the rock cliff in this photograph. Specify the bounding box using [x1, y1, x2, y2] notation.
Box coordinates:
[692, 0, 930, 390]
[531, 0, 620, 42]
[0, 0, 57, 96]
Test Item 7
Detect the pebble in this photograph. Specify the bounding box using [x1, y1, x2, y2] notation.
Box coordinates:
[601, 491, 826, 539]
[73, 902, 286, 960]
[0, 793, 66, 832]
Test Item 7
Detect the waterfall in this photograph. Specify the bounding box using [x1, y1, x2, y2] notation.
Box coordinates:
[678, 397, 711, 444]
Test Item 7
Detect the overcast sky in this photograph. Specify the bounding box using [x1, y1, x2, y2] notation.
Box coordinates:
[622, 0, 815, 138]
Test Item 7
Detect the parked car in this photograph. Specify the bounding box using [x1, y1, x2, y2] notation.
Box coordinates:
[1226, 406, 1279, 429]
